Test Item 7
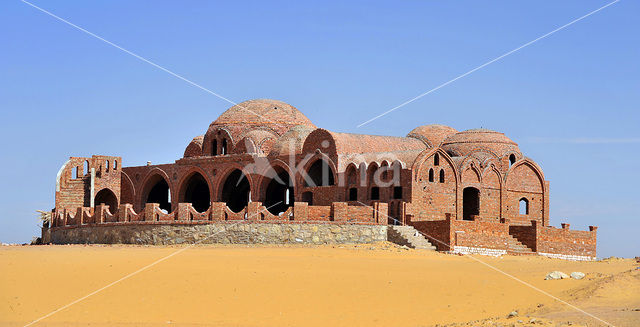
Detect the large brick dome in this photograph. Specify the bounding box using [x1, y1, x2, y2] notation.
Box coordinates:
[212, 99, 316, 135]
[441, 128, 520, 157]
[407, 124, 458, 147]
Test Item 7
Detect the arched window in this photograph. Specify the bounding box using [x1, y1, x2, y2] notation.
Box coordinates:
[113, 160, 118, 170]
[73, 166, 79, 179]
[83, 161, 89, 176]
[221, 139, 228, 155]
[439, 170, 445, 183]
[106, 160, 110, 170]
[212, 139, 218, 156]
[428, 168, 434, 182]
[434, 153, 440, 166]
[509, 154, 516, 167]
[304, 159, 335, 187]
[345, 166, 357, 185]
[519, 198, 529, 215]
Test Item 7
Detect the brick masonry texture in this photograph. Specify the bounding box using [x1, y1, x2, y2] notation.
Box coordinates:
[48, 99, 598, 259]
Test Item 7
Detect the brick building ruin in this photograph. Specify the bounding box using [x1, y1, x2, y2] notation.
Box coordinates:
[46, 99, 597, 260]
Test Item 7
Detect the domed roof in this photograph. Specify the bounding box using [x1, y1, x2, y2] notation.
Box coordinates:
[442, 128, 520, 157]
[269, 125, 316, 157]
[212, 99, 316, 134]
[183, 135, 204, 158]
[407, 124, 458, 147]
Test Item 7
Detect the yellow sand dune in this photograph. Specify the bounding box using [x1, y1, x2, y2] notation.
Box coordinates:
[0, 244, 637, 327]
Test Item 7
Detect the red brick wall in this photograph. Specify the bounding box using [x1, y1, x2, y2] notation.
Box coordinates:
[536, 222, 597, 257]
[480, 169, 501, 221]
[409, 218, 452, 251]
[452, 218, 510, 251]
[410, 150, 457, 221]
[55, 156, 121, 213]
[505, 162, 544, 225]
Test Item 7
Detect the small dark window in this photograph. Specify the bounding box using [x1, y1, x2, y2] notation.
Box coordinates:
[371, 187, 380, 200]
[348, 188, 358, 201]
[434, 153, 440, 166]
[212, 139, 218, 156]
[428, 168, 434, 182]
[509, 154, 516, 167]
[519, 198, 529, 215]
[439, 170, 445, 183]
[302, 191, 313, 205]
[221, 139, 227, 155]
[393, 186, 403, 199]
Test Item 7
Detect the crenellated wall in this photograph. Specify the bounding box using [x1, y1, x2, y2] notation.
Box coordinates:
[50, 201, 387, 229]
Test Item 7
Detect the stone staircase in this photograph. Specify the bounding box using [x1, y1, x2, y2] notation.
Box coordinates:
[387, 225, 437, 250]
[506, 235, 534, 255]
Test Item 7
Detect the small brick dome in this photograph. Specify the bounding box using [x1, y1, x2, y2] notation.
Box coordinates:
[212, 99, 316, 135]
[442, 128, 520, 157]
[407, 124, 458, 147]
[183, 135, 204, 158]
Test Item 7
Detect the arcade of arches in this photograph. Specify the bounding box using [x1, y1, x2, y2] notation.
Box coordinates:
[52, 99, 599, 259]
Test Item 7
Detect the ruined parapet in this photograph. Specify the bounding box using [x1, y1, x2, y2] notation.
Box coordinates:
[55, 155, 122, 213]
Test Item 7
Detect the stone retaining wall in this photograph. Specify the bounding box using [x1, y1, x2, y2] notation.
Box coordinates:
[47, 223, 387, 245]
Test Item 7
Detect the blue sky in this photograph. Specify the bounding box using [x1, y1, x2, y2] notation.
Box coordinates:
[1, 0, 638, 257]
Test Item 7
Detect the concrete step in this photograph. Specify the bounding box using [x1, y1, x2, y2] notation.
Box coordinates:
[387, 225, 437, 250]
[506, 235, 534, 254]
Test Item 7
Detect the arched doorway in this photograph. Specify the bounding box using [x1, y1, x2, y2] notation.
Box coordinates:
[221, 169, 250, 212]
[180, 172, 210, 212]
[144, 175, 171, 212]
[304, 158, 335, 187]
[94, 188, 118, 211]
[263, 168, 294, 215]
[463, 187, 480, 221]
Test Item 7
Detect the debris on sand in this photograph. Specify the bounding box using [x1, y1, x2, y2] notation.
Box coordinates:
[545, 271, 570, 280]
[570, 272, 586, 280]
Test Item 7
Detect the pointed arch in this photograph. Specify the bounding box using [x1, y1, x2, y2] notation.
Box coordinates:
[298, 153, 337, 187]
[461, 163, 481, 185]
[177, 167, 213, 213]
[141, 171, 172, 212]
[412, 148, 459, 185]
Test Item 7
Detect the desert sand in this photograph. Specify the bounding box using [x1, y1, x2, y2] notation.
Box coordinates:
[1, 243, 638, 327]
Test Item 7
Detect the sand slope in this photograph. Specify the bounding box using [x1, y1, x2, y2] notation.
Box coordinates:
[0, 244, 637, 327]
